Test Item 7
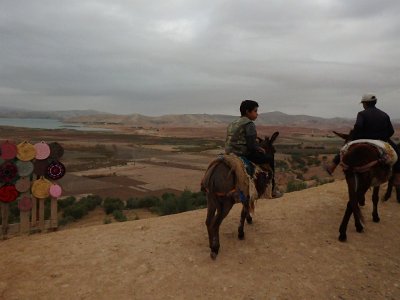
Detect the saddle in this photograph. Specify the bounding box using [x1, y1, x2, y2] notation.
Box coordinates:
[201, 154, 273, 209]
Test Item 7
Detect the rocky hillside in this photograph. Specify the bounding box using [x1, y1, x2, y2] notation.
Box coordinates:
[1, 180, 399, 299]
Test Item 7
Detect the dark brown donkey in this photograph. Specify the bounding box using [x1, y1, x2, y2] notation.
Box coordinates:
[334, 131, 395, 242]
[203, 132, 279, 259]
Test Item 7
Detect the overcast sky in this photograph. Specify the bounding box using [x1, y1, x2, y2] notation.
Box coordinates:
[1, 0, 400, 118]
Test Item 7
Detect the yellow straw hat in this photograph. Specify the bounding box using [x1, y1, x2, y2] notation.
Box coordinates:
[31, 177, 52, 199]
[16, 141, 36, 161]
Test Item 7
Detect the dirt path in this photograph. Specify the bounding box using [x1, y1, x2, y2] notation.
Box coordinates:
[1, 180, 400, 299]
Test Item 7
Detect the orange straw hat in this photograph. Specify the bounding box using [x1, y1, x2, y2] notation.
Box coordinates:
[31, 177, 52, 198]
[16, 141, 36, 161]
[34, 141, 50, 160]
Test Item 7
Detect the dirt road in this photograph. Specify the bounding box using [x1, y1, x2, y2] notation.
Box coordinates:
[1, 180, 400, 299]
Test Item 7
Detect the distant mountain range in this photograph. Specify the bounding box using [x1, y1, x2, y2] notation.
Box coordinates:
[1, 106, 399, 128]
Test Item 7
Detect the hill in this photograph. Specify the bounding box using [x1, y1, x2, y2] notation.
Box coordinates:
[66, 111, 354, 128]
[1, 180, 399, 299]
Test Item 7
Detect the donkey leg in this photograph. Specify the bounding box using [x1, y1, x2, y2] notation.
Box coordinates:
[210, 198, 234, 259]
[205, 194, 217, 251]
[339, 201, 353, 242]
[384, 177, 394, 201]
[372, 186, 380, 223]
[396, 186, 400, 203]
[238, 202, 249, 240]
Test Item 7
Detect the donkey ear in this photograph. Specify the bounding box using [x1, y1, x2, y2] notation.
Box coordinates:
[269, 131, 279, 144]
[332, 131, 349, 140]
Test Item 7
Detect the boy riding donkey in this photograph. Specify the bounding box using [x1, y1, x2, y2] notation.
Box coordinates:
[225, 100, 282, 198]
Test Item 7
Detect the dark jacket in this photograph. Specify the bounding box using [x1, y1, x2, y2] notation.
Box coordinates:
[351, 107, 395, 141]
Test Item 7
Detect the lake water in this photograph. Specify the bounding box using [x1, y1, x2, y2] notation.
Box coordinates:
[0, 118, 111, 131]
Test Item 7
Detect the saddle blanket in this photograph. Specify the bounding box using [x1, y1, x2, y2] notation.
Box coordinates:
[340, 139, 398, 166]
[201, 154, 273, 210]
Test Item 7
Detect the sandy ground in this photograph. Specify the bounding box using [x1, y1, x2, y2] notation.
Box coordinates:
[1, 180, 400, 299]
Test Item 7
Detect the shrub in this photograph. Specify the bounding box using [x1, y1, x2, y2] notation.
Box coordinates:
[58, 196, 76, 209]
[286, 180, 307, 192]
[113, 210, 127, 222]
[104, 217, 112, 224]
[103, 197, 124, 214]
[125, 196, 159, 209]
[80, 195, 102, 211]
[59, 216, 74, 226]
[63, 204, 88, 220]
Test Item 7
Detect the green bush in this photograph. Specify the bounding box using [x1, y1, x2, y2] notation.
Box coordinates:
[112, 210, 127, 222]
[286, 180, 307, 192]
[125, 196, 159, 209]
[63, 204, 88, 220]
[59, 216, 74, 226]
[103, 197, 124, 214]
[58, 196, 76, 209]
[104, 217, 112, 224]
[80, 195, 102, 211]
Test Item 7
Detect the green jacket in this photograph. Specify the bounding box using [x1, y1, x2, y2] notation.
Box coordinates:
[225, 116, 254, 156]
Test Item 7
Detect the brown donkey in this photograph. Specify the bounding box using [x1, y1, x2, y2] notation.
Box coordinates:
[203, 132, 279, 259]
[334, 132, 396, 242]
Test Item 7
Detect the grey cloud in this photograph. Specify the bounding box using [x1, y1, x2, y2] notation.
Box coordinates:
[0, 0, 400, 118]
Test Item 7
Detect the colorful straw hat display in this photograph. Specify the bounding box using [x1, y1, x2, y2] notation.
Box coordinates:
[0, 184, 19, 203]
[34, 141, 51, 160]
[31, 177, 52, 199]
[16, 141, 36, 161]
[0, 161, 18, 183]
[1, 141, 17, 160]
[16, 160, 34, 177]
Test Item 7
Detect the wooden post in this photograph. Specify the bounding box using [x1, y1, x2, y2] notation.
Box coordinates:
[31, 197, 37, 228]
[1, 203, 9, 239]
[50, 197, 58, 229]
[19, 211, 30, 234]
[38, 199, 45, 232]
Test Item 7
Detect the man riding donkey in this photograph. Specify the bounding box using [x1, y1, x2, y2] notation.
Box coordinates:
[225, 99, 282, 198]
[324, 94, 400, 178]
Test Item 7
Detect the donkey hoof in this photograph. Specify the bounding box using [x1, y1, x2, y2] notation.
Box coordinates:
[373, 216, 380, 223]
[238, 231, 245, 240]
[356, 226, 364, 233]
[246, 216, 253, 225]
[338, 233, 347, 242]
[210, 252, 218, 260]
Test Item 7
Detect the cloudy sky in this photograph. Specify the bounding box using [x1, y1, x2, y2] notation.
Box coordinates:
[1, 0, 400, 117]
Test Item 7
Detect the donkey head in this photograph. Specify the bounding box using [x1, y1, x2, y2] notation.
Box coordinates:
[257, 131, 279, 154]
[333, 130, 353, 144]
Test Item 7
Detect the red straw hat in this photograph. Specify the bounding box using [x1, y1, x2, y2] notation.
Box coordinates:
[34, 141, 51, 160]
[0, 184, 19, 203]
[1, 140, 17, 160]
[18, 195, 32, 212]
[0, 161, 18, 183]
